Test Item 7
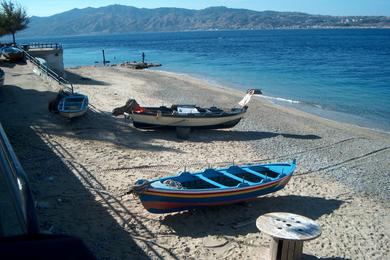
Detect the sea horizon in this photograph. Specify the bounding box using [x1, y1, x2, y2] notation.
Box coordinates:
[18, 28, 390, 132]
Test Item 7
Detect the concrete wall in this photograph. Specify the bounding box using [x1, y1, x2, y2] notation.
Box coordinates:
[27, 48, 64, 76]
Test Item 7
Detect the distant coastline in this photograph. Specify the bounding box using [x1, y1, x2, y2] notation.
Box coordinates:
[19, 5, 390, 37]
[16, 27, 390, 40]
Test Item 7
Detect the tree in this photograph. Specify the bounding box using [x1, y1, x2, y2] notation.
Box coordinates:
[0, 1, 29, 44]
[0, 13, 7, 36]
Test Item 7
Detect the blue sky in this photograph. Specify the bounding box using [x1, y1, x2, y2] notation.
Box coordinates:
[16, 0, 390, 17]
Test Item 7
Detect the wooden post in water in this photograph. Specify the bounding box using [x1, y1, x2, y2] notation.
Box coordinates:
[102, 49, 106, 66]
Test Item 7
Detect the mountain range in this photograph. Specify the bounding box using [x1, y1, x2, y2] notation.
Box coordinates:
[20, 5, 390, 37]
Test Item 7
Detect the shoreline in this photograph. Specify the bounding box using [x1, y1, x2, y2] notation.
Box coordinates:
[146, 68, 390, 136]
[1, 62, 389, 259]
[69, 64, 390, 135]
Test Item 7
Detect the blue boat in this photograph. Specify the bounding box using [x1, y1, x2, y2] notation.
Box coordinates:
[131, 160, 297, 213]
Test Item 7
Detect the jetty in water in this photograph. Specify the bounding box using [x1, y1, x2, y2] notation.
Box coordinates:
[120, 61, 162, 69]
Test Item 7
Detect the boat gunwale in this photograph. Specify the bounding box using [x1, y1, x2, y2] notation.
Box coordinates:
[131, 107, 247, 119]
[58, 94, 89, 113]
[141, 171, 293, 196]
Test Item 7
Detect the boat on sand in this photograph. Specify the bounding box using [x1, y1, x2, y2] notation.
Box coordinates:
[1, 46, 24, 61]
[49, 90, 89, 119]
[112, 89, 261, 137]
[57, 93, 89, 119]
[129, 160, 296, 213]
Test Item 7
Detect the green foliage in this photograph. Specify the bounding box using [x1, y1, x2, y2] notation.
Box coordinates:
[0, 0, 29, 43]
[0, 13, 7, 35]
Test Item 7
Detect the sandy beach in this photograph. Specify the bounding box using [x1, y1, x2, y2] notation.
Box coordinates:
[0, 61, 389, 259]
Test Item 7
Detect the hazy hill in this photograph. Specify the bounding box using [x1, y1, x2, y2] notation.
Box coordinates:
[20, 5, 390, 36]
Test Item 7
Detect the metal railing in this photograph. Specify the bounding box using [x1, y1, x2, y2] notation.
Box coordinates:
[21, 47, 74, 93]
[21, 43, 62, 50]
[0, 124, 39, 235]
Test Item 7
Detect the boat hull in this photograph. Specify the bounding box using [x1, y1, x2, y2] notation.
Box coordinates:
[2, 47, 24, 61]
[131, 112, 244, 129]
[4, 53, 24, 61]
[138, 174, 292, 213]
[59, 109, 88, 119]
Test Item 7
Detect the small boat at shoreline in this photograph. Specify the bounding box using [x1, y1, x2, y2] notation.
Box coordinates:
[112, 89, 261, 133]
[49, 90, 89, 119]
[129, 160, 296, 214]
[116, 101, 248, 129]
[58, 93, 89, 119]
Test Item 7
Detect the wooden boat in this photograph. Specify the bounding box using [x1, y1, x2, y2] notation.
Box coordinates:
[130, 160, 296, 213]
[130, 103, 247, 129]
[112, 90, 261, 130]
[2, 46, 24, 61]
[57, 92, 89, 119]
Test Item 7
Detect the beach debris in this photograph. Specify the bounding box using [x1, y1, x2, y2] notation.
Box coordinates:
[112, 99, 139, 116]
[203, 236, 228, 248]
[256, 212, 321, 260]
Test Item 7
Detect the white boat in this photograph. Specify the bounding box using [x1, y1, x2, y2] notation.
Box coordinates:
[113, 89, 261, 130]
[57, 93, 89, 119]
[129, 105, 246, 129]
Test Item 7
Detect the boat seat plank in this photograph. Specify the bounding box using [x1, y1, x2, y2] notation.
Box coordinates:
[196, 174, 227, 188]
[242, 167, 277, 180]
[219, 170, 255, 185]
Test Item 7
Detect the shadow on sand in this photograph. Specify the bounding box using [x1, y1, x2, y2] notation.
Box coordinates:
[0, 84, 178, 258]
[190, 129, 321, 142]
[112, 124, 321, 143]
[161, 195, 342, 238]
[65, 70, 111, 86]
[0, 59, 27, 68]
[0, 84, 182, 153]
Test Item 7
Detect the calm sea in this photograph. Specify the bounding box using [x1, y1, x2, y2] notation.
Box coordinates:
[19, 29, 390, 132]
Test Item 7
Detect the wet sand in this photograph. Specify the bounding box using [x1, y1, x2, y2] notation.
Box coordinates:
[0, 61, 389, 259]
